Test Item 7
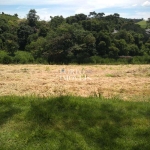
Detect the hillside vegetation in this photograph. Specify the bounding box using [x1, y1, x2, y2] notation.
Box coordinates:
[136, 20, 147, 29]
[0, 10, 150, 64]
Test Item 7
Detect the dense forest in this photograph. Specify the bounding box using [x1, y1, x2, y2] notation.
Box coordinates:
[0, 9, 150, 64]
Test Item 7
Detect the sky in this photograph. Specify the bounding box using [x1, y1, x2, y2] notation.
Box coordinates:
[0, 0, 150, 21]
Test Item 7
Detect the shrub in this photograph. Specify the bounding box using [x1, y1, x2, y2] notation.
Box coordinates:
[84, 56, 106, 64]
[0, 51, 12, 64]
[14, 51, 34, 64]
[90, 56, 102, 64]
[35, 57, 48, 64]
[2, 55, 12, 64]
[0, 51, 7, 63]
[132, 56, 150, 64]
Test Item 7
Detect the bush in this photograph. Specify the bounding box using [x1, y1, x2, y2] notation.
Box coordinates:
[132, 55, 150, 64]
[116, 58, 129, 64]
[14, 51, 34, 64]
[0, 51, 7, 63]
[2, 55, 12, 64]
[35, 57, 48, 64]
[83, 56, 106, 64]
[90, 56, 102, 64]
[0, 51, 12, 64]
[141, 55, 150, 63]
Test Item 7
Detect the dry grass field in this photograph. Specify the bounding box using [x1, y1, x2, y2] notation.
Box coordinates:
[0, 64, 150, 100]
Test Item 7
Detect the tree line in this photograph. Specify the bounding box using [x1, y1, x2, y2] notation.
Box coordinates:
[0, 9, 150, 64]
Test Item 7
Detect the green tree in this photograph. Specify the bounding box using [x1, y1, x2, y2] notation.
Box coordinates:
[114, 30, 134, 44]
[25, 37, 46, 58]
[66, 13, 87, 24]
[27, 34, 38, 44]
[114, 39, 128, 55]
[97, 41, 107, 56]
[83, 33, 97, 55]
[17, 23, 34, 50]
[27, 9, 39, 27]
[39, 26, 48, 37]
[0, 39, 3, 49]
[113, 13, 120, 18]
[84, 33, 96, 45]
[45, 32, 73, 63]
[14, 13, 18, 17]
[88, 11, 97, 18]
[127, 44, 139, 56]
[108, 45, 119, 58]
[145, 43, 150, 55]
[0, 18, 9, 34]
[75, 13, 87, 22]
[82, 19, 109, 32]
[96, 13, 105, 19]
[66, 16, 77, 24]
[50, 15, 64, 29]
[6, 40, 18, 55]
[131, 32, 143, 49]
[96, 31, 111, 56]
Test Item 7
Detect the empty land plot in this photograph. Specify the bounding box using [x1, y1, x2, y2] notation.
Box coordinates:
[0, 64, 150, 100]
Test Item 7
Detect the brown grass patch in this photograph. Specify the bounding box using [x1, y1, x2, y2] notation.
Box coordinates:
[0, 64, 150, 100]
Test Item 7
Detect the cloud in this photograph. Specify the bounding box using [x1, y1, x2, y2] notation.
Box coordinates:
[142, 1, 150, 6]
[119, 11, 150, 20]
[36, 6, 76, 20]
[132, 4, 138, 7]
[0, 0, 147, 17]
[1, 0, 150, 20]
[0, 0, 65, 5]
[0, 0, 146, 7]
[36, 8, 50, 20]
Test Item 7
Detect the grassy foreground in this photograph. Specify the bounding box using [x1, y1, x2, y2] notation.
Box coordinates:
[0, 96, 150, 150]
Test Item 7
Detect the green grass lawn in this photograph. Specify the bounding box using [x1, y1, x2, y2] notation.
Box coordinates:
[0, 95, 150, 150]
[136, 20, 147, 28]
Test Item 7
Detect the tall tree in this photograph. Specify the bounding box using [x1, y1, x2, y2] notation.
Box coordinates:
[27, 9, 39, 27]
[88, 11, 97, 18]
[113, 13, 120, 18]
[96, 13, 105, 19]
[50, 15, 64, 29]
[17, 23, 34, 50]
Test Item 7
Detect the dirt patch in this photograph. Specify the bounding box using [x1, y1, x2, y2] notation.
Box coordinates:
[0, 64, 150, 100]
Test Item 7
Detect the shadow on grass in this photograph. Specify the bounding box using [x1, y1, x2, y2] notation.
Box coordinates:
[132, 106, 150, 150]
[0, 96, 150, 150]
[132, 127, 150, 150]
[0, 100, 21, 126]
[25, 96, 133, 149]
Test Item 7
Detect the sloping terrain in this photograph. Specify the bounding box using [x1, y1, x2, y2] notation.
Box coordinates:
[136, 20, 147, 28]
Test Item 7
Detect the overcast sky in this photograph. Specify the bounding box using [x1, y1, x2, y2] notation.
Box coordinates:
[0, 0, 150, 20]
